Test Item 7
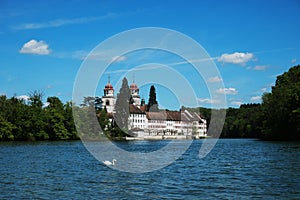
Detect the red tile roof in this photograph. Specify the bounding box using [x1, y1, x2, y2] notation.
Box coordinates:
[129, 104, 145, 114]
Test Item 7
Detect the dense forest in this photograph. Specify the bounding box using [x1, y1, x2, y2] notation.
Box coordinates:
[0, 92, 78, 141]
[191, 65, 300, 140]
[0, 65, 299, 141]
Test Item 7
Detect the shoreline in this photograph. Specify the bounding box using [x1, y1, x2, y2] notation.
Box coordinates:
[125, 135, 211, 141]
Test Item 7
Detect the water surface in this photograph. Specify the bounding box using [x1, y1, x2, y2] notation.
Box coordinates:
[0, 139, 299, 199]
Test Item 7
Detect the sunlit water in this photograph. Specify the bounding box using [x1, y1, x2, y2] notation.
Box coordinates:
[0, 139, 299, 199]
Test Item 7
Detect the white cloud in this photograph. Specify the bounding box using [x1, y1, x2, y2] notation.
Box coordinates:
[231, 101, 243, 106]
[72, 50, 123, 61]
[253, 65, 267, 71]
[207, 76, 223, 83]
[291, 58, 297, 64]
[168, 57, 219, 66]
[105, 65, 163, 75]
[111, 55, 127, 63]
[251, 96, 261, 102]
[261, 87, 267, 92]
[216, 87, 238, 95]
[218, 52, 254, 65]
[13, 14, 116, 30]
[197, 98, 221, 105]
[43, 102, 50, 108]
[17, 95, 30, 101]
[19, 40, 51, 55]
[46, 85, 53, 89]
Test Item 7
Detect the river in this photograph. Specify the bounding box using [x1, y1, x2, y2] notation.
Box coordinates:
[0, 139, 299, 199]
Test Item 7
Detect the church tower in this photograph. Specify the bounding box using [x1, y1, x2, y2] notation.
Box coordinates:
[130, 80, 141, 107]
[102, 76, 116, 113]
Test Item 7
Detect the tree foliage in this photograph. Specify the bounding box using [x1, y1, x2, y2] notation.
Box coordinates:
[0, 93, 79, 141]
[0, 66, 299, 141]
[183, 65, 300, 140]
[147, 85, 159, 112]
[259, 65, 300, 140]
[114, 77, 131, 132]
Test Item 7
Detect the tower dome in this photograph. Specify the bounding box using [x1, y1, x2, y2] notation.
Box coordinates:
[102, 79, 115, 113]
[103, 80, 114, 97]
[130, 82, 138, 91]
[104, 83, 114, 91]
[130, 81, 140, 106]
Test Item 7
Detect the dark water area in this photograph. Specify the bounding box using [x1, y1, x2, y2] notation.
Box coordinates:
[0, 139, 299, 199]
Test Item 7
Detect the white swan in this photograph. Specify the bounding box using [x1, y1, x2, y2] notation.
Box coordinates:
[102, 159, 117, 166]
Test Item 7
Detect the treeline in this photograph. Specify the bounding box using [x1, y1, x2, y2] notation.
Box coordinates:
[72, 96, 127, 140]
[187, 104, 263, 138]
[0, 92, 78, 141]
[0, 65, 299, 141]
[189, 65, 300, 140]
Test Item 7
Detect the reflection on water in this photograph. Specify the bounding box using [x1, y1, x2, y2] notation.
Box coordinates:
[0, 139, 299, 199]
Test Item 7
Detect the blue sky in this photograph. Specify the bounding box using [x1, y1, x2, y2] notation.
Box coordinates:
[0, 0, 299, 109]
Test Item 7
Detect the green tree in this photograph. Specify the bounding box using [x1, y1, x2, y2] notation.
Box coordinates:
[147, 85, 159, 112]
[114, 77, 131, 134]
[7, 97, 31, 140]
[0, 116, 15, 141]
[27, 91, 47, 140]
[45, 97, 68, 140]
[98, 108, 109, 132]
[64, 101, 78, 139]
[29, 90, 44, 109]
[95, 96, 103, 111]
[47, 96, 64, 111]
[260, 65, 300, 140]
[80, 96, 95, 107]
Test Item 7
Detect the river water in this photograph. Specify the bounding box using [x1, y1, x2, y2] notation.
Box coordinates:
[0, 139, 299, 199]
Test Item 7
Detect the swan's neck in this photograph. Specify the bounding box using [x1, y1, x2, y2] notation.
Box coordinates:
[112, 160, 115, 165]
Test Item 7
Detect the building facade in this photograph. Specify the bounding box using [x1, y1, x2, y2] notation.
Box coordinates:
[101, 81, 116, 113]
[101, 79, 207, 138]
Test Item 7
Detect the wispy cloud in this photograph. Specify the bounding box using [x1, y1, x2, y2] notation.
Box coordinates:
[250, 96, 261, 102]
[261, 87, 267, 92]
[17, 95, 30, 101]
[105, 65, 164, 74]
[252, 65, 268, 71]
[231, 101, 243, 106]
[291, 58, 297, 64]
[111, 55, 127, 63]
[207, 76, 223, 83]
[65, 50, 113, 61]
[46, 85, 53, 89]
[19, 39, 51, 55]
[13, 13, 116, 30]
[216, 87, 238, 95]
[197, 98, 221, 105]
[168, 57, 218, 66]
[218, 52, 254, 65]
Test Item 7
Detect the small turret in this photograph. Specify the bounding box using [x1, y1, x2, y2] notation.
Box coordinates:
[101, 75, 116, 113]
[141, 98, 145, 106]
[130, 79, 140, 106]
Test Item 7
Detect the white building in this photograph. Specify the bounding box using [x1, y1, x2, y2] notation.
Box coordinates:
[128, 104, 147, 130]
[101, 81, 116, 113]
[130, 81, 141, 107]
[145, 110, 207, 138]
[101, 79, 207, 138]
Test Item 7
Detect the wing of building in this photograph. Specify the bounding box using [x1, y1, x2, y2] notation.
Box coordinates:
[101, 79, 207, 139]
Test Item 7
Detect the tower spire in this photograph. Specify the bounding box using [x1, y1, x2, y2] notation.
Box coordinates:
[108, 74, 110, 83]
